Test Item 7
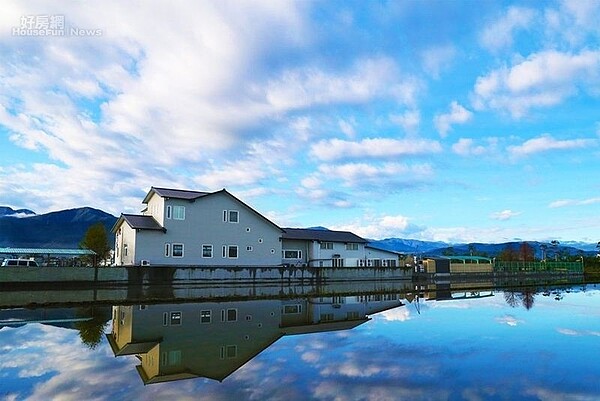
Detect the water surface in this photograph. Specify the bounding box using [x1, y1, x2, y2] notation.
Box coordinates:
[1, 283, 599, 401]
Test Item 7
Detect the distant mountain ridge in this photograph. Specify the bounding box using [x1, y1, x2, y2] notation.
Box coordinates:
[0, 206, 117, 248]
[1, 207, 596, 255]
[0, 206, 36, 218]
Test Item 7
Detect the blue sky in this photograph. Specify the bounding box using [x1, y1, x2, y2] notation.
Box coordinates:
[1, 1, 599, 243]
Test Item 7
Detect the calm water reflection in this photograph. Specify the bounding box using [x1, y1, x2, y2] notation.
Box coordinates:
[1, 282, 599, 400]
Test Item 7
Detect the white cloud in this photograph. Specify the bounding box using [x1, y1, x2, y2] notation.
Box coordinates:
[379, 308, 411, 322]
[338, 118, 356, 138]
[473, 50, 600, 117]
[310, 137, 442, 161]
[0, 1, 311, 214]
[479, 6, 536, 52]
[495, 315, 524, 327]
[318, 162, 433, 187]
[508, 134, 595, 157]
[330, 213, 420, 240]
[390, 110, 420, 134]
[420, 44, 456, 78]
[490, 210, 521, 221]
[434, 102, 473, 137]
[549, 197, 600, 208]
[451, 138, 487, 156]
[263, 56, 420, 111]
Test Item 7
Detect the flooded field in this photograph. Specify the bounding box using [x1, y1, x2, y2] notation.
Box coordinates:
[1, 280, 599, 400]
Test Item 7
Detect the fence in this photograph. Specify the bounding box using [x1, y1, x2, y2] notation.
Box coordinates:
[494, 261, 583, 273]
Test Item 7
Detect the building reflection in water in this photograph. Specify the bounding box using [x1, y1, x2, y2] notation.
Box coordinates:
[107, 294, 403, 384]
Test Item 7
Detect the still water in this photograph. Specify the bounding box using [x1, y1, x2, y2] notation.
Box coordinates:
[1, 282, 599, 401]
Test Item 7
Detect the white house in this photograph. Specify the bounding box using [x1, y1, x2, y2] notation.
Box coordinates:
[112, 187, 283, 266]
[281, 228, 403, 268]
[112, 186, 403, 268]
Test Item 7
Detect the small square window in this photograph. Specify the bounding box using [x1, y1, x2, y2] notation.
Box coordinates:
[200, 310, 211, 323]
[228, 210, 239, 223]
[170, 311, 182, 325]
[202, 244, 213, 258]
[172, 244, 184, 258]
[228, 246, 238, 258]
[227, 308, 237, 322]
[173, 206, 185, 220]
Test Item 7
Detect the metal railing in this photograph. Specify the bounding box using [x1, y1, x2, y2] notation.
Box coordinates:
[494, 261, 583, 273]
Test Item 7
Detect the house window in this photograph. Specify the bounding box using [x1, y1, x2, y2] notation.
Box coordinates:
[222, 245, 238, 258]
[170, 312, 182, 325]
[162, 350, 182, 366]
[220, 345, 238, 359]
[164, 243, 170, 257]
[283, 304, 302, 314]
[283, 250, 302, 259]
[321, 242, 333, 250]
[164, 311, 182, 326]
[223, 210, 239, 223]
[166, 205, 172, 219]
[172, 243, 184, 258]
[123, 244, 128, 256]
[202, 244, 213, 258]
[347, 311, 360, 320]
[221, 308, 238, 322]
[346, 243, 359, 251]
[320, 313, 334, 322]
[200, 310, 211, 323]
[173, 206, 185, 220]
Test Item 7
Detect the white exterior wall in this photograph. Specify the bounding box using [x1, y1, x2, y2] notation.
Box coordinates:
[362, 247, 401, 267]
[114, 222, 137, 266]
[135, 192, 282, 266]
[145, 193, 165, 225]
[281, 239, 366, 267]
[281, 239, 309, 266]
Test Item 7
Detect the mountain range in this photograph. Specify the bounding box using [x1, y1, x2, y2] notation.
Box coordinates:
[0, 206, 597, 256]
[0, 206, 117, 248]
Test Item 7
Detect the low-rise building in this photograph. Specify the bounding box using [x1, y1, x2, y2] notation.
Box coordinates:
[112, 187, 283, 266]
[281, 228, 402, 267]
[112, 186, 403, 268]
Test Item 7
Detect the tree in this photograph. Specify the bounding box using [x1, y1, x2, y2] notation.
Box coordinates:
[518, 242, 535, 262]
[498, 245, 519, 261]
[80, 222, 111, 266]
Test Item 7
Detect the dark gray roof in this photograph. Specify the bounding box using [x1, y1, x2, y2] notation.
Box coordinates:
[142, 187, 212, 203]
[282, 228, 367, 243]
[119, 214, 165, 231]
[365, 244, 405, 255]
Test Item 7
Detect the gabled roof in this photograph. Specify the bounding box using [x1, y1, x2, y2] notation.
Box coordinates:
[140, 187, 284, 233]
[282, 228, 367, 243]
[365, 244, 405, 255]
[112, 214, 165, 233]
[142, 187, 211, 204]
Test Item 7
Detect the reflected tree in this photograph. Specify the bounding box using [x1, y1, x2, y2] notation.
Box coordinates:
[74, 307, 110, 349]
[504, 290, 520, 308]
[519, 290, 536, 310]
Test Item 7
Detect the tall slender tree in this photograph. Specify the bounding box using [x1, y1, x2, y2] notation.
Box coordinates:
[80, 222, 111, 266]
